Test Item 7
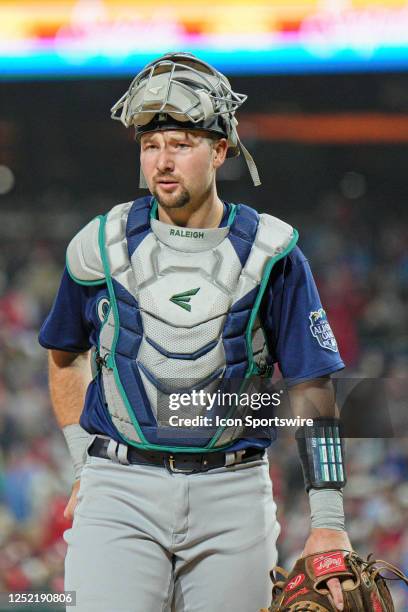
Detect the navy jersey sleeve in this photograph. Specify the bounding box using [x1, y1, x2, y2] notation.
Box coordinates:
[38, 268, 95, 353]
[259, 246, 345, 385]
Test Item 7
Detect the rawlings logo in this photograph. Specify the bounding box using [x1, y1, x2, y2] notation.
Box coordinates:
[285, 587, 309, 606]
[285, 573, 305, 592]
[313, 552, 347, 577]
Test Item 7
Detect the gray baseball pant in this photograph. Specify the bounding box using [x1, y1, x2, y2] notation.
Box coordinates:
[64, 446, 280, 611]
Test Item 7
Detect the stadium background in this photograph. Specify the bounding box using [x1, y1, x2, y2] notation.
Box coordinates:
[0, 0, 408, 610]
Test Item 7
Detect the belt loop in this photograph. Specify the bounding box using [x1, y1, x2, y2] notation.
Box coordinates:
[107, 439, 119, 462]
[225, 452, 236, 466]
[117, 443, 130, 465]
[225, 450, 246, 467]
[235, 450, 245, 462]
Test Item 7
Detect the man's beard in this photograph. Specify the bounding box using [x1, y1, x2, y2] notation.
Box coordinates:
[153, 185, 191, 210]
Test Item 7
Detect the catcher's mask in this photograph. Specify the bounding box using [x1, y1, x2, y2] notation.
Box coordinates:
[110, 52, 260, 188]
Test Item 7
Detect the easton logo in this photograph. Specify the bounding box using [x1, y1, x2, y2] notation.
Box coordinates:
[149, 86, 164, 96]
[169, 288, 200, 312]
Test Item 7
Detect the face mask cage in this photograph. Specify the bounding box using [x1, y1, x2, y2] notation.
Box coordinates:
[110, 58, 247, 129]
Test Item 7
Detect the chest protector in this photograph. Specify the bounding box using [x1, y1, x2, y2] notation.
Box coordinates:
[66, 197, 298, 452]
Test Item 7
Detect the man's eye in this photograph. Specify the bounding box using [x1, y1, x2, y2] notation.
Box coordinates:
[177, 143, 190, 149]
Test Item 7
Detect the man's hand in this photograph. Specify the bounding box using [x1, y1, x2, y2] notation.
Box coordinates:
[64, 479, 81, 520]
[302, 528, 352, 611]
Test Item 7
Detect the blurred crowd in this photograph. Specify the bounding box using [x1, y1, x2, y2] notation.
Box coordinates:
[0, 189, 407, 609]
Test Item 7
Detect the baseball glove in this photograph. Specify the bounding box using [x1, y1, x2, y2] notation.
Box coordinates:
[260, 549, 408, 611]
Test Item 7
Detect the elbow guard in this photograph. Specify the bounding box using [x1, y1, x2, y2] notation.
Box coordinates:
[296, 417, 346, 492]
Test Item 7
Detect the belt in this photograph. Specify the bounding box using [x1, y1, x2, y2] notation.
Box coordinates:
[88, 436, 265, 474]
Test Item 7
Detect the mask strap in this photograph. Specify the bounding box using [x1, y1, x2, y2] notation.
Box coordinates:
[237, 135, 261, 187]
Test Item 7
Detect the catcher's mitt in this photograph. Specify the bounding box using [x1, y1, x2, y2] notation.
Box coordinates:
[260, 549, 408, 611]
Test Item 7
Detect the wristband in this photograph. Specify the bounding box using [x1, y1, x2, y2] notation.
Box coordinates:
[296, 417, 346, 492]
[308, 488, 345, 531]
[63, 424, 93, 480]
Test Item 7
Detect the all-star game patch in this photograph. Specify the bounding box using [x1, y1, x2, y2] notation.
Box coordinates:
[309, 308, 338, 352]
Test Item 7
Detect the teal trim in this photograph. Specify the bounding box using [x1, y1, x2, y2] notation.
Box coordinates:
[244, 229, 299, 378]
[97, 214, 150, 446]
[94, 300, 111, 381]
[65, 215, 106, 287]
[227, 203, 238, 226]
[150, 197, 158, 220]
[208, 228, 299, 448]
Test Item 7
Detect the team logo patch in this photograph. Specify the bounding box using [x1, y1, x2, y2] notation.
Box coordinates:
[313, 552, 346, 577]
[285, 573, 305, 592]
[309, 308, 338, 352]
[97, 297, 110, 322]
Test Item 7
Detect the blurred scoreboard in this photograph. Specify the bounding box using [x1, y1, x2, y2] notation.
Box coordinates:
[2, 0, 408, 78]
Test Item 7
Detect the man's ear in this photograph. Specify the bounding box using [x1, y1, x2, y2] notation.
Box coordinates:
[213, 138, 228, 168]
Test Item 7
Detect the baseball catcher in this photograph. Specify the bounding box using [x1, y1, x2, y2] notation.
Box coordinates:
[38, 52, 403, 611]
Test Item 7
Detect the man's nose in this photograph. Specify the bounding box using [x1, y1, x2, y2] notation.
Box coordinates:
[156, 149, 175, 173]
